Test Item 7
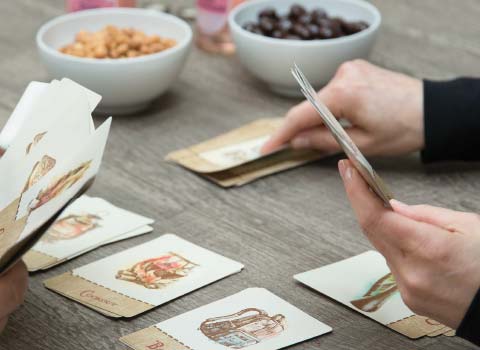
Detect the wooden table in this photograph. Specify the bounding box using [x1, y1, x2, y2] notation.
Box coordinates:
[1, 1, 479, 349]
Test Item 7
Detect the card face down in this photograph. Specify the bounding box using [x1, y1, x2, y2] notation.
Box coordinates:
[120, 288, 332, 350]
[294, 251, 449, 339]
[166, 119, 325, 187]
[44, 234, 244, 318]
[23, 195, 154, 272]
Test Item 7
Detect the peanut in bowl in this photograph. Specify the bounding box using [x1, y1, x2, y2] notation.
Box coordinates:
[36, 8, 192, 115]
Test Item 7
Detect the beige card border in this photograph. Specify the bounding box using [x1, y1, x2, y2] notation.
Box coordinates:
[166, 118, 284, 173]
[204, 149, 324, 187]
[44, 272, 154, 318]
[23, 249, 61, 272]
[120, 326, 192, 350]
[387, 315, 445, 339]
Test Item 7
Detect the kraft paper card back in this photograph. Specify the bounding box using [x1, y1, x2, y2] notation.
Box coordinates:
[166, 119, 325, 187]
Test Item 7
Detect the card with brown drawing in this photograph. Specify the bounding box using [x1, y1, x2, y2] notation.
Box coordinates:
[44, 234, 244, 318]
[120, 288, 331, 350]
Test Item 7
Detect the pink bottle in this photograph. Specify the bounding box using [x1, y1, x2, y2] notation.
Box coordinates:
[66, 0, 136, 12]
[196, 0, 245, 55]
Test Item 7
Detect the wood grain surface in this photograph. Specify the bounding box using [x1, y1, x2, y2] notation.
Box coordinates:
[0, 0, 479, 349]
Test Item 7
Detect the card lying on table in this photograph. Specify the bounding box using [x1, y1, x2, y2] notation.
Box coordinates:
[294, 251, 454, 339]
[44, 234, 244, 318]
[0, 78, 111, 275]
[23, 195, 154, 272]
[120, 288, 332, 350]
[166, 118, 325, 187]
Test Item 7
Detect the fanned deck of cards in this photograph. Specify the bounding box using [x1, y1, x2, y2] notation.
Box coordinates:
[0, 78, 111, 275]
[166, 118, 325, 187]
[44, 234, 244, 318]
[294, 251, 455, 339]
[291, 65, 394, 207]
[23, 195, 153, 272]
[120, 288, 332, 350]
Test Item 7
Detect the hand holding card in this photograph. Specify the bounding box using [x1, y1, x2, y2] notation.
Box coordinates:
[291, 65, 394, 207]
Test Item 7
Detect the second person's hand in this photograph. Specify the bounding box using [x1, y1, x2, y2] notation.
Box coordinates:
[261, 60, 424, 157]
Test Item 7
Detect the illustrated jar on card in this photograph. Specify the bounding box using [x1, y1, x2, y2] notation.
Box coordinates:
[200, 308, 286, 349]
[196, 0, 245, 54]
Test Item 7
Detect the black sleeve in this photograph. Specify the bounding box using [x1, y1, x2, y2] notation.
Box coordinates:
[457, 289, 480, 346]
[421, 78, 480, 163]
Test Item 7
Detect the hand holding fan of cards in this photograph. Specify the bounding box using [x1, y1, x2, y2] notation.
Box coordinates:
[0, 78, 111, 275]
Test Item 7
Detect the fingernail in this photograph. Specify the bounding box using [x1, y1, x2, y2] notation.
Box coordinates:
[345, 166, 353, 181]
[292, 136, 310, 149]
[338, 160, 346, 177]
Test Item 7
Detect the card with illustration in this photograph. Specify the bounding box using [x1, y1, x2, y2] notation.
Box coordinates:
[0, 78, 111, 275]
[120, 288, 332, 350]
[166, 119, 325, 187]
[294, 251, 452, 339]
[44, 234, 244, 318]
[23, 195, 154, 272]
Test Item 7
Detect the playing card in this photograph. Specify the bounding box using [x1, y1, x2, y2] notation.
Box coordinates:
[166, 119, 324, 187]
[294, 251, 446, 339]
[291, 65, 394, 207]
[23, 195, 154, 272]
[120, 288, 332, 350]
[0, 87, 111, 274]
[44, 234, 244, 317]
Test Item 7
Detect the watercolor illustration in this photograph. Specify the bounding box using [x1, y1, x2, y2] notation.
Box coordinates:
[200, 308, 286, 349]
[350, 272, 399, 312]
[23, 155, 56, 192]
[41, 213, 101, 243]
[26, 131, 47, 155]
[115, 253, 197, 289]
[28, 160, 91, 212]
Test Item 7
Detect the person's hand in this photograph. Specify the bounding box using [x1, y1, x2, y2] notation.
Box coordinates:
[337, 159, 480, 329]
[262, 60, 424, 157]
[0, 261, 28, 332]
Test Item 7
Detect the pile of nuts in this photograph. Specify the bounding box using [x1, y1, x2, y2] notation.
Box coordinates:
[59, 25, 177, 59]
[243, 4, 369, 40]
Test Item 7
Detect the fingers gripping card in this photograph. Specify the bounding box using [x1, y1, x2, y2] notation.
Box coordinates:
[120, 288, 332, 350]
[294, 251, 447, 339]
[291, 65, 394, 207]
[44, 234, 244, 317]
[166, 119, 324, 187]
[23, 195, 154, 272]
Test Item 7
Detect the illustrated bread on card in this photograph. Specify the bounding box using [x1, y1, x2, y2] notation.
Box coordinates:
[120, 288, 332, 350]
[44, 234, 243, 318]
[23, 195, 153, 272]
[294, 251, 453, 339]
[0, 78, 111, 275]
[166, 118, 326, 187]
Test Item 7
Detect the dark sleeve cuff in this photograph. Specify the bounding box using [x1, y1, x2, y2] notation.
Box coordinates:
[421, 78, 480, 163]
[457, 288, 480, 346]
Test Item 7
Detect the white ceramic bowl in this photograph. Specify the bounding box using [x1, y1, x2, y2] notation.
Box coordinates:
[229, 0, 381, 96]
[37, 8, 192, 114]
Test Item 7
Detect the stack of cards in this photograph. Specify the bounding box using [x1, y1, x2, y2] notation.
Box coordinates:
[0, 78, 110, 275]
[120, 288, 332, 350]
[23, 195, 153, 272]
[44, 234, 244, 318]
[294, 251, 455, 339]
[166, 119, 325, 187]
